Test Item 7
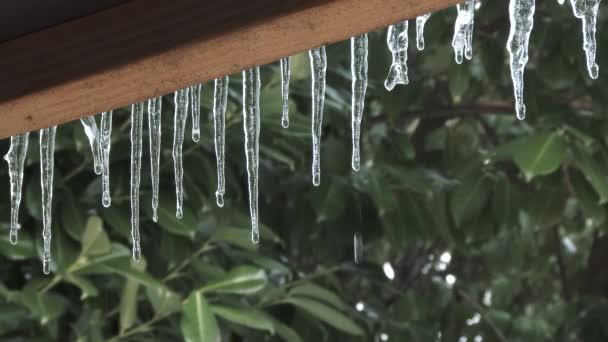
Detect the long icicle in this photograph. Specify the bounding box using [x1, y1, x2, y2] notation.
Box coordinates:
[214, 76, 229, 207]
[130, 103, 144, 262]
[309, 46, 327, 186]
[80, 116, 102, 175]
[452, 0, 475, 64]
[243, 68, 261, 243]
[385, 21, 409, 91]
[173, 88, 189, 219]
[280, 57, 291, 128]
[416, 13, 432, 50]
[39, 127, 56, 274]
[4, 133, 29, 244]
[148, 97, 162, 221]
[351, 34, 368, 172]
[507, 0, 536, 120]
[100, 111, 113, 207]
[568, 0, 601, 79]
[190, 84, 202, 141]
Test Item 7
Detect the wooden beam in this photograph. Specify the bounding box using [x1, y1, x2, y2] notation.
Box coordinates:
[0, 0, 460, 139]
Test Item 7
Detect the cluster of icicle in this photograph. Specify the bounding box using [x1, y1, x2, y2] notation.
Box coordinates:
[3, 0, 603, 273]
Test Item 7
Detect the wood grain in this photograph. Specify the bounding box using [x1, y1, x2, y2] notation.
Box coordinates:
[0, 0, 460, 139]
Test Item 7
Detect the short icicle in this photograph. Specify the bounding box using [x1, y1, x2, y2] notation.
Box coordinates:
[190, 84, 202, 141]
[452, 0, 475, 64]
[100, 111, 113, 207]
[385, 21, 409, 91]
[4, 133, 29, 244]
[39, 127, 57, 274]
[80, 116, 102, 175]
[567, 0, 601, 79]
[416, 13, 432, 50]
[507, 0, 536, 120]
[243, 68, 261, 243]
[173, 88, 190, 219]
[213, 76, 229, 207]
[280, 57, 291, 128]
[130, 103, 144, 262]
[351, 34, 368, 172]
[309, 46, 327, 186]
[148, 97, 162, 221]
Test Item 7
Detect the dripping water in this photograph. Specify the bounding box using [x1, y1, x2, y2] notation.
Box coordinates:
[309, 46, 327, 186]
[213, 77, 229, 207]
[243, 68, 261, 243]
[173, 88, 190, 219]
[130, 103, 144, 262]
[148, 97, 162, 222]
[4, 133, 29, 244]
[351, 34, 368, 172]
[39, 127, 57, 274]
[100, 111, 113, 207]
[385, 21, 409, 91]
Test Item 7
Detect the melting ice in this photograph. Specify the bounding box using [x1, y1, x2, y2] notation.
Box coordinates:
[507, 0, 535, 120]
[242, 68, 261, 243]
[4, 133, 29, 244]
[309, 47, 327, 186]
[351, 34, 368, 172]
[385, 21, 409, 90]
[452, 0, 475, 64]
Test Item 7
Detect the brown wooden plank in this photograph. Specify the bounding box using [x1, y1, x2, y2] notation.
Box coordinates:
[0, 0, 460, 139]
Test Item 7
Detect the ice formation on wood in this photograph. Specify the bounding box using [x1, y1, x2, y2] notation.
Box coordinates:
[173, 88, 190, 219]
[213, 77, 229, 208]
[280, 57, 292, 129]
[4, 133, 29, 244]
[147, 97, 162, 222]
[452, 0, 475, 64]
[39, 127, 57, 274]
[351, 34, 368, 172]
[130, 103, 144, 262]
[416, 13, 432, 50]
[80, 116, 102, 175]
[309, 47, 327, 186]
[385, 21, 409, 90]
[190, 84, 202, 142]
[242, 68, 261, 243]
[100, 111, 113, 207]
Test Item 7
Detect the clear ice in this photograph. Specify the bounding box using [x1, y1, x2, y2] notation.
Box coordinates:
[148, 97, 162, 222]
[173, 88, 190, 219]
[416, 13, 432, 50]
[100, 111, 113, 207]
[190, 84, 202, 142]
[39, 127, 57, 274]
[568, 0, 601, 79]
[80, 116, 102, 175]
[385, 21, 409, 91]
[507, 0, 536, 120]
[243, 68, 261, 243]
[213, 77, 229, 208]
[130, 103, 144, 262]
[309, 47, 327, 186]
[4, 133, 29, 244]
[351, 34, 368, 172]
[280, 57, 291, 128]
[452, 0, 475, 64]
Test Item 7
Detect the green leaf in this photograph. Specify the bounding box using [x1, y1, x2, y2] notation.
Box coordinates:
[282, 297, 363, 336]
[119, 274, 141, 334]
[450, 172, 489, 226]
[143, 197, 198, 238]
[288, 283, 349, 312]
[21, 283, 67, 325]
[209, 227, 258, 251]
[200, 266, 267, 295]
[573, 147, 608, 204]
[272, 318, 304, 342]
[511, 132, 567, 180]
[211, 305, 275, 333]
[146, 286, 182, 316]
[60, 191, 86, 241]
[0, 227, 36, 260]
[64, 274, 99, 299]
[80, 216, 111, 256]
[181, 292, 220, 342]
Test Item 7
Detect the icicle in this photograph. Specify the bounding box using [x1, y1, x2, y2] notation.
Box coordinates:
[452, 0, 475, 64]
[354, 232, 363, 264]
[148, 97, 162, 221]
[173, 88, 189, 219]
[80, 116, 102, 175]
[130, 103, 144, 262]
[416, 13, 432, 50]
[39, 127, 56, 274]
[507, 0, 536, 120]
[243, 68, 261, 243]
[190, 84, 202, 141]
[4, 133, 29, 244]
[100, 111, 113, 208]
[568, 0, 601, 79]
[351, 34, 368, 172]
[280, 57, 291, 128]
[385, 21, 409, 91]
[213, 77, 229, 207]
[309, 47, 327, 186]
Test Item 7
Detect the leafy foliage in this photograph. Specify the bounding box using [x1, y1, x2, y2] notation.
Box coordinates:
[1, 2, 608, 341]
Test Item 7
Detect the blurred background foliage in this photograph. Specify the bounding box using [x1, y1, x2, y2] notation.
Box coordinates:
[1, 1, 608, 341]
